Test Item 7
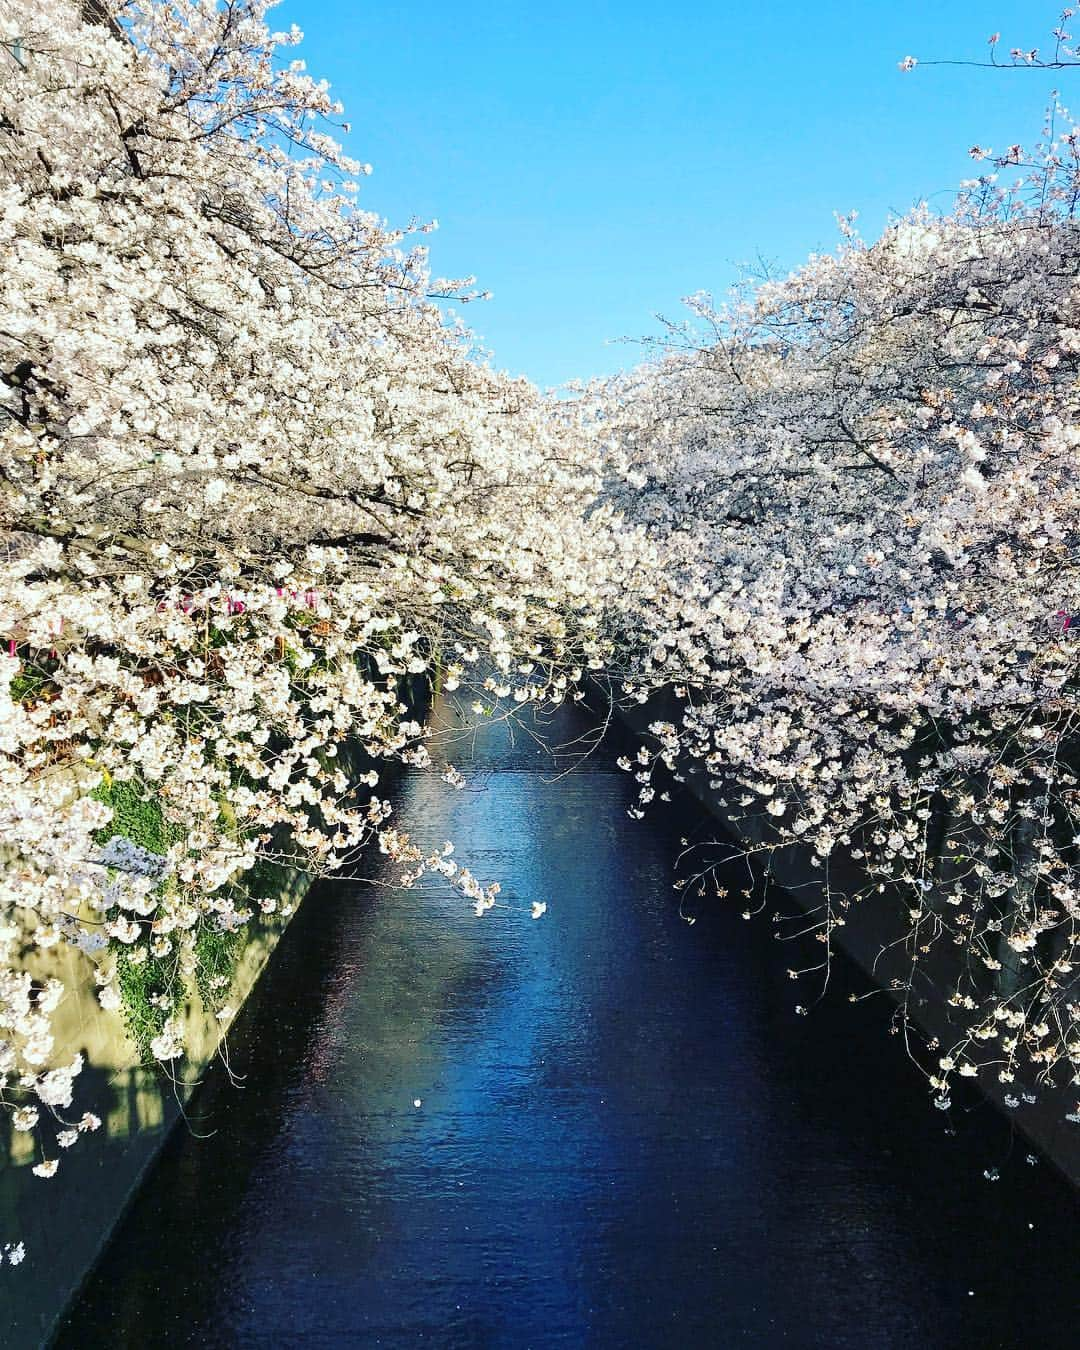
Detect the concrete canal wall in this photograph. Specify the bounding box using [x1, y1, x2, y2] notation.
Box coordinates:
[1, 847, 315, 1349]
[606, 688, 1080, 1188]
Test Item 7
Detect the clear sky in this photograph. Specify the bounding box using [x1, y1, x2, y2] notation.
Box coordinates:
[279, 1, 1066, 389]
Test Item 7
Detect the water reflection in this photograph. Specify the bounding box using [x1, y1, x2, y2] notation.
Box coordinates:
[55, 699, 1080, 1349]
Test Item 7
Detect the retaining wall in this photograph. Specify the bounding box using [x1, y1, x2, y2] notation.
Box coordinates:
[605, 687, 1080, 1187]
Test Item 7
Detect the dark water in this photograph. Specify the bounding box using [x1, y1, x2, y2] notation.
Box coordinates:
[55, 699, 1079, 1349]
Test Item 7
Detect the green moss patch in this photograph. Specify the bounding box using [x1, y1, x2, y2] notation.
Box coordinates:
[91, 778, 183, 854]
[114, 949, 171, 1063]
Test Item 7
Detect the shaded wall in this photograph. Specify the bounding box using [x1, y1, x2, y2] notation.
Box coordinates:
[0, 856, 312, 1349]
[606, 688, 1080, 1186]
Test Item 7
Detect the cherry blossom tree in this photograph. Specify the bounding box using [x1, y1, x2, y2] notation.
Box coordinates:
[0, 0, 635, 1219]
[598, 115, 1080, 1123]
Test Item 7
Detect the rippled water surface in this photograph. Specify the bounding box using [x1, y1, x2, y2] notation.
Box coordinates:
[56, 699, 1079, 1348]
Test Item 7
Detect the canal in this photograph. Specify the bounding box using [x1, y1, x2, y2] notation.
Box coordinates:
[54, 697, 1079, 1349]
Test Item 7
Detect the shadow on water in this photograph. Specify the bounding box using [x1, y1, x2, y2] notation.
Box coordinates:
[54, 698, 1080, 1349]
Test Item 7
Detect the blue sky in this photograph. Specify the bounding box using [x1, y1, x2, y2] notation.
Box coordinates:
[280, 1, 1066, 389]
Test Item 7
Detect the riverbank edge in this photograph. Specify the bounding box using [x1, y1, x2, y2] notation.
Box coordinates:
[3, 867, 314, 1349]
[3, 683, 428, 1350]
[599, 685, 1080, 1188]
